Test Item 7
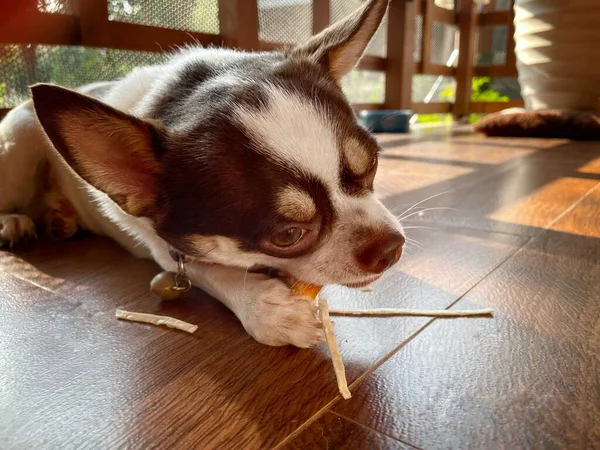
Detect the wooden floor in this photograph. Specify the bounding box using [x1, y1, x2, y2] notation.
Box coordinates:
[1, 125, 599, 449]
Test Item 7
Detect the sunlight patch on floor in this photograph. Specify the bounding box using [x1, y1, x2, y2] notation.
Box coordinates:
[487, 177, 598, 228]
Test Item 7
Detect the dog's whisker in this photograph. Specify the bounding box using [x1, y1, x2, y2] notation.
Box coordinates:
[393, 191, 453, 221]
[396, 204, 456, 221]
[389, 203, 415, 213]
[397, 206, 458, 222]
[405, 238, 424, 249]
[401, 225, 439, 231]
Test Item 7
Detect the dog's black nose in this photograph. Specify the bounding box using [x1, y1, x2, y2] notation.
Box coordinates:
[356, 231, 405, 274]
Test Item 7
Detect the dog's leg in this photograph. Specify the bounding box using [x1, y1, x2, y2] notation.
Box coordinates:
[0, 100, 79, 246]
[0, 101, 50, 247]
[186, 263, 325, 348]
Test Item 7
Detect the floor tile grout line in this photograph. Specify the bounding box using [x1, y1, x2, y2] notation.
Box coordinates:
[272, 320, 435, 450]
[544, 181, 600, 230]
[434, 237, 533, 314]
[328, 411, 423, 450]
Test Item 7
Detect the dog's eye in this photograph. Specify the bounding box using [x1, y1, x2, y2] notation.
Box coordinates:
[271, 227, 305, 247]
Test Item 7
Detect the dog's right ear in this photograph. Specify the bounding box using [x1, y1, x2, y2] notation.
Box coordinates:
[31, 83, 166, 218]
[291, 0, 389, 82]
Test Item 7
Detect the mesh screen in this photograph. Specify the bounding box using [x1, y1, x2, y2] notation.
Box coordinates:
[258, 0, 312, 44]
[434, 0, 455, 11]
[412, 75, 455, 103]
[0, 45, 167, 108]
[414, 15, 423, 62]
[342, 70, 385, 104]
[331, 0, 387, 57]
[38, 0, 74, 14]
[476, 25, 508, 66]
[430, 23, 457, 66]
[108, 0, 220, 34]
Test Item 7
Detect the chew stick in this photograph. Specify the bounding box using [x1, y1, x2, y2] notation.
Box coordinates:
[115, 309, 198, 334]
[318, 298, 352, 400]
[328, 308, 493, 317]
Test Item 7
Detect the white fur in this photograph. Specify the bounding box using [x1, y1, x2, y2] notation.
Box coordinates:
[235, 85, 340, 185]
[0, 102, 47, 215]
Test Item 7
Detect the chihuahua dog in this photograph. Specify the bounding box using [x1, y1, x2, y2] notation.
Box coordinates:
[0, 0, 404, 347]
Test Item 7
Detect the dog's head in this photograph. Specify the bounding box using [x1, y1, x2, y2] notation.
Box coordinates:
[32, 0, 404, 287]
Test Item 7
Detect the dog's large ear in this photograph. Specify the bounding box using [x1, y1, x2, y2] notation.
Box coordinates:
[31, 83, 165, 218]
[291, 0, 389, 81]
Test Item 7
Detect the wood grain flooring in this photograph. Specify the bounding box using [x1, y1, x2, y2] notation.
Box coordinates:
[1, 125, 599, 449]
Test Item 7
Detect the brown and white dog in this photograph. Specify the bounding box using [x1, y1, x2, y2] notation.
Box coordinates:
[0, 0, 404, 347]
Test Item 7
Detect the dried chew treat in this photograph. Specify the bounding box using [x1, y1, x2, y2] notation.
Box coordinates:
[115, 309, 198, 334]
[319, 298, 352, 399]
[282, 275, 351, 400]
[328, 307, 493, 317]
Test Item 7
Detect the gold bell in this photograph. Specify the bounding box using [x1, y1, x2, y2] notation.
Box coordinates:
[150, 253, 192, 301]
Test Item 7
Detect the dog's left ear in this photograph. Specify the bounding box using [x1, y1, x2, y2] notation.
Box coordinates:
[291, 0, 389, 81]
[31, 83, 166, 218]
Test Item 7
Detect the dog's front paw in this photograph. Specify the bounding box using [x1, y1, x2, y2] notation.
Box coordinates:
[0, 214, 37, 248]
[243, 277, 324, 348]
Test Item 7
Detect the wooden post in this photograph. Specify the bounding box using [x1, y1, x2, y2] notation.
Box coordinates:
[453, 0, 477, 120]
[218, 0, 259, 50]
[420, 0, 434, 73]
[77, 0, 110, 47]
[385, 0, 417, 110]
[0, 0, 36, 44]
[505, 0, 516, 75]
[312, 0, 330, 34]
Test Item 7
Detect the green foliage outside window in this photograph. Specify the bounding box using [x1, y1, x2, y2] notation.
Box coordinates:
[416, 76, 509, 123]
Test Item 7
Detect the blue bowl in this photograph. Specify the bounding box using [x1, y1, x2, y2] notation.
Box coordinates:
[358, 109, 413, 133]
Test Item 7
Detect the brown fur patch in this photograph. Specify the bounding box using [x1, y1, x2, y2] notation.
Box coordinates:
[276, 186, 316, 222]
[343, 136, 372, 176]
[474, 110, 600, 140]
[291, 0, 389, 81]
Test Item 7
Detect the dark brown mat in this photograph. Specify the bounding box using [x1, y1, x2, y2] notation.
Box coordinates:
[474, 110, 600, 140]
